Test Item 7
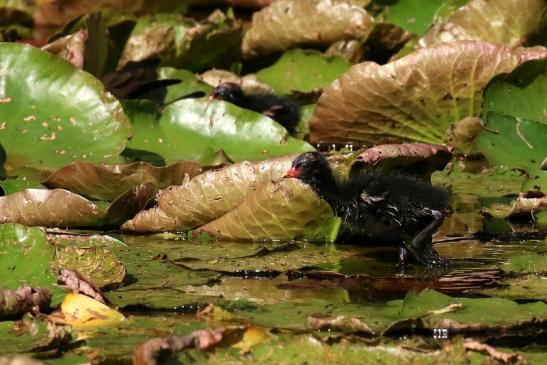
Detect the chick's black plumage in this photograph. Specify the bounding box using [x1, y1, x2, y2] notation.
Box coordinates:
[287, 152, 450, 267]
[211, 82, 301, 134]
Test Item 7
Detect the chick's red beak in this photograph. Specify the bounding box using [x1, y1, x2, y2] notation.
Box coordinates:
[284, 166, 299, 178]
[209, 93, 220, 100]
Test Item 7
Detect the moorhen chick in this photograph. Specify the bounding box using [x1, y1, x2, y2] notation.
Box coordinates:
[210, 82, 301, 134]
[286, 152, 450, 267]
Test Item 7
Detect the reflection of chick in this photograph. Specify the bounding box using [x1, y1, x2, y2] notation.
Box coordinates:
[210, 82, 301, 134]
[286, 152, 451, 267]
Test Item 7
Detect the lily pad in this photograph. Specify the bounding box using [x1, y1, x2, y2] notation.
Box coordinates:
[0, 43, 131, 175]
[122, 155, 295, 232]
[152, 67, 212, 105]
[197, 178, 341, 242]
[309, 41, 541, 145]
[119, 10, 242, 72]
[0, 224, 62, 304]
[124, 99, 313, 165]
[348, 143, 452, 177]
[241, 0, 374, 58]
[255, 49, 350, 95]
[382, 0, 449, 36]
[0, 184, 154, 227]
[43, 161, 203, 201]
[479, 275, 547, 302]
[420, 0, 547, 49]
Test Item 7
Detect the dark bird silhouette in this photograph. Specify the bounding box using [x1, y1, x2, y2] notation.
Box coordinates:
[210, 82, 301, 134]
[286, 152, 450, 267]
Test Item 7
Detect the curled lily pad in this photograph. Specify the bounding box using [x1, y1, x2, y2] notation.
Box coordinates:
[124, 99, 313, 165]
[122, 155, 295, 232]
[0, 43, 131, 175]
[0, 286, 52, 319]
[43, 161, 203, 201]
[197, 178, 341, 242]
[241, 0, 374, 58]
[419, 0, 547, 49]
[0, 184, 154, 227]
[199, 69, 273, 94]
[119, 10, 242, 71]
[348, 143, 452, 177]
[309, 41, 543, 145]
[41, 29, 87, 69]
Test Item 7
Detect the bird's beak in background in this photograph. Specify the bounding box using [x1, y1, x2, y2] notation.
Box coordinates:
[284, 167, 298, 178]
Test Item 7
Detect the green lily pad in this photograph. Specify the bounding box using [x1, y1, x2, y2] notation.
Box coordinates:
[119, 10, 242, 72]
[0, 315, 72, 355]
[241, 0, 374, 58]
[0, 179, 45, 195]
[475, 113, 547, 191]
[152, 67, 213, 105]
[420, 0, 547, 48]
[124, 99, 313, 165]
[479, 275, 547, 302]
[197, 178, 341, 242]
[0, 43, 131, 175]
[51, 234, 127, 289]
[0, 224, 61, 303]
[43, 161, 203, 201]
[502, 252, 547, 274]
[309, 41, 540, 145]
[255, 49, 350, 95]
[122, 155, 296, 232]
[383, 0, 449, 35]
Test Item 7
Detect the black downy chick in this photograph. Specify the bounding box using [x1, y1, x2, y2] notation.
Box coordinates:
[210, 82, 301, 134]
[286, 152, 450, 267]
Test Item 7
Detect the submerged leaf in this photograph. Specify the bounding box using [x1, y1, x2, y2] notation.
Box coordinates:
[43, 161, 203, 201]
[197, 178, 340, 242]
[242, 0, 374, 58]
[309, 41, 543, 145]
[122, 155, 295, 232]
[0, 43, 131, 175]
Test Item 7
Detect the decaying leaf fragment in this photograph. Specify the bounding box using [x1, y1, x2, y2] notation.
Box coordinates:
[0, 286, 52, 319]
[242, 0, 374, 58]
[133, 328, 226, 365]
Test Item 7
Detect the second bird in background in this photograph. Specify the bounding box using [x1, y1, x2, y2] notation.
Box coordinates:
[210, 82, 301, 134]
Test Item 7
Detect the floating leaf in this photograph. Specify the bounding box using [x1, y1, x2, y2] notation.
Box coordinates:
[124, 99, 313, 165]
[420, 0, 547, 48]
[241, 0, 374, 58]
[382, 0, 449, 36]
[309, 41, 542, 145]
[0, 43, 131, 175]
[197, 178, 341, 242]
[61, 293, 125, 330]
[0, 184, 154, 227]
[122, 155, 295, 232]
[43, 161, 203, 201]
[348, 143, 452, 177]
[255, 49, 350, 95]
[0, 224, 57, 291]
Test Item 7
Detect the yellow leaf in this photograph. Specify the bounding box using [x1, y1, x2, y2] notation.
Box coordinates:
[232, 327, 269, 353]
[61, 293, 125, 330]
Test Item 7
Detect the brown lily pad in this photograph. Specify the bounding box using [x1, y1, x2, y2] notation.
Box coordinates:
[0, 183, 155, 228]
[348, 143, 453, 178]
[121, 155, 295, 233]
[196, 178, 340, 242]
[309, 41, 544, 145]
[241, 0, 374, 58]
[43, 161, 203, 201]
[419, 0, 547, 49]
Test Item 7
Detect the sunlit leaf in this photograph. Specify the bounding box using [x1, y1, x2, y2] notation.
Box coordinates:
[61, 293, 125, 330]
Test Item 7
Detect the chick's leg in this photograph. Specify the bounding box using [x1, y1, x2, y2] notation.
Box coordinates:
[404, 209, 449, 267]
